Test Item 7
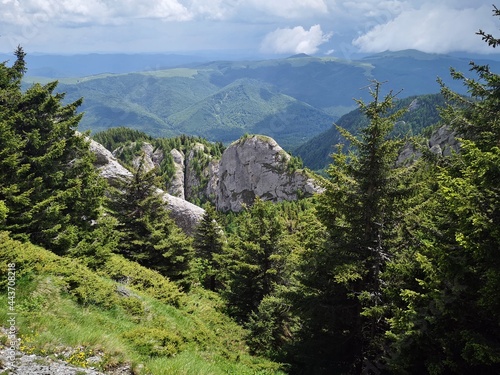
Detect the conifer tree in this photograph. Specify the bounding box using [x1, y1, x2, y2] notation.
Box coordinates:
[110, 157, 193, 287]
[222, 199, 288, 322]
[386, 9, 500, 372]
[294, 81, 408, 373]
[193, 205, 225, 291]
[0, 47, 107, 255]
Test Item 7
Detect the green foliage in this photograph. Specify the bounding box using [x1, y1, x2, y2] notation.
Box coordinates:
[100, 254, 183, 306]
[123, 327, 184, 357]
[383, 11, 500, 373]
[91, 126, 153, 151]
[0, 231, 284, 374]
[193, 205, 225, 291]
[295, 93, 446, 171]
[109, 158, 193, 288]
[290, 81, 411, 373]
[93, 128, 224, 203]
[0, 48, 107, 255]
[222, 199, 290, 323]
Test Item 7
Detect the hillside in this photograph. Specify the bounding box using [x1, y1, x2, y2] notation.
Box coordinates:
[24, 50, 500, 151]
[0, 232, 284, 374]
[295, 93, 446, 170]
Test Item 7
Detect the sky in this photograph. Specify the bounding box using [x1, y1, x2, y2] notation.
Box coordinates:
[1, 0, 500, 59]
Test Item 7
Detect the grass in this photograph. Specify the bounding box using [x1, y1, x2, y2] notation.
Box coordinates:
[0, 232, 285, 374]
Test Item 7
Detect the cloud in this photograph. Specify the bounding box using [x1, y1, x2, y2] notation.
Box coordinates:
[260, 24, 332, 54]
[248, 0, 329, 19]
[1, 0, 192, 27]
[352, 3, 496, 54]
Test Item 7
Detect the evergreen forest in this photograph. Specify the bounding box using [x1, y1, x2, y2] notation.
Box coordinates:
[1, 10, 500, 375]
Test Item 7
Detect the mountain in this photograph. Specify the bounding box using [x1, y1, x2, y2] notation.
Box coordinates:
[1, 53, 208, 77]
[295, 93, 446, 171]
[21, 50, 500, 150]
[166, 78, 333, 148]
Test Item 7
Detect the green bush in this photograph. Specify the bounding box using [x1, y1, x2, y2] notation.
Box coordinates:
[123, 327, 184, 357]
[100, 254, 183, 307]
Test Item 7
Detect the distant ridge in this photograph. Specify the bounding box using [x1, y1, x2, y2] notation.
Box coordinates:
[287, 53, 311, 59]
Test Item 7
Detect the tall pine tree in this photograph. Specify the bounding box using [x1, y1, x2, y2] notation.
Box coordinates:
[294, 81, 409, 374]
[109, 157, 193, 288]
[386, 9, 500, 372]
[0, 47, 107, 255]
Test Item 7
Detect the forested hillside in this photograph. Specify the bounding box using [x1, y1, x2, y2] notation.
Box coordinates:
[22, 48, 500, 152]
[1, 10, 500, 375]
[295, 93, 446, 170]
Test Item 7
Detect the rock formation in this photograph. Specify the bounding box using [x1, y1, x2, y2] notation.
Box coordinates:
[93, 134, 323, 216]
[88, 138, 204, 234]
[211, 135, 322, 212]
[169, 148, 185, 199]
[397, 125, 460, 165]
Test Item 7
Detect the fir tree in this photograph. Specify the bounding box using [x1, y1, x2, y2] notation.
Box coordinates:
[0, 47, 107, 255]
[110, 157, 193, 287]
[222, 199, 288, 322]
[386, 10, 500, 372]
[294, 81, 409, 373]
[193, 205, 225, 291]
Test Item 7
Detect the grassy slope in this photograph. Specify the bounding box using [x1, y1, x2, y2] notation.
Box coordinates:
[0, 232, 284, 374]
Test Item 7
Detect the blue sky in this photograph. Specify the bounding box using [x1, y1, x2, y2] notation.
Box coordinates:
[1, 0, 499, 58]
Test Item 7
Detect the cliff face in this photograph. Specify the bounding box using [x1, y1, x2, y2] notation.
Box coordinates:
[88, 138, 204, 234]
[210, 135, 321, 212]
[397, 125, 460, 165]
[92, 134, 322, 230]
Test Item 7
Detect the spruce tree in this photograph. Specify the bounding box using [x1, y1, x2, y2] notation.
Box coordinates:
[110, 157, 193, 287]
[0, 47, 107, 255]
[386, 10, 500, 372]
[193, 205, 225, 291]
[222, 199, 288, 322]
[294, 81, 408, 373]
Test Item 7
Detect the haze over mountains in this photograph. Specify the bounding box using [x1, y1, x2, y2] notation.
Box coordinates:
[17, 49, 500, 155]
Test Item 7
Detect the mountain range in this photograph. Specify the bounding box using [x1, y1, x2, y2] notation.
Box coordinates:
[21, 49, 500, 153]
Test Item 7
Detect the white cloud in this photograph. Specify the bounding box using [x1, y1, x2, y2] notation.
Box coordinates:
[260, 24, 332, 54]
[352, 3, 497, 54]
[248, 0, 329, 19]
[1, 0, 192, 26]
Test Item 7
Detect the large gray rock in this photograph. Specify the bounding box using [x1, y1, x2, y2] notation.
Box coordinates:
[213, 135, 321, 212]
[130, 142, 164, 172]
[168, 148, 185, 199]
[89, 138, 133, 183]
[396, 125, 460, 166]
[88, 138, 204, 234]
[428, 125, 459, 156]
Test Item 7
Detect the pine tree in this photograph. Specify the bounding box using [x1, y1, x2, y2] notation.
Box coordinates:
[294, 81, 408, 373]
[193, 205, 225, 291]
[386, 10, 500, 371]
[0, 47, 107, 255]
[110, 157, 193, 287]
[222, 199, 288, 322]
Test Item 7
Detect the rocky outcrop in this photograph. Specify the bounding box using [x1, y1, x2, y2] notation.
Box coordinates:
[92, 134, 322, 215]
[169, 148, 185, 199]
[397, 125, 460, 165]
[212, 135, 322, 212]
[89, 139, 133, 182]
[185, 143, 205, 202]
[428, 125, 459, 156]
[130, 142, 164, 172]
[88, 138, 204, 234]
